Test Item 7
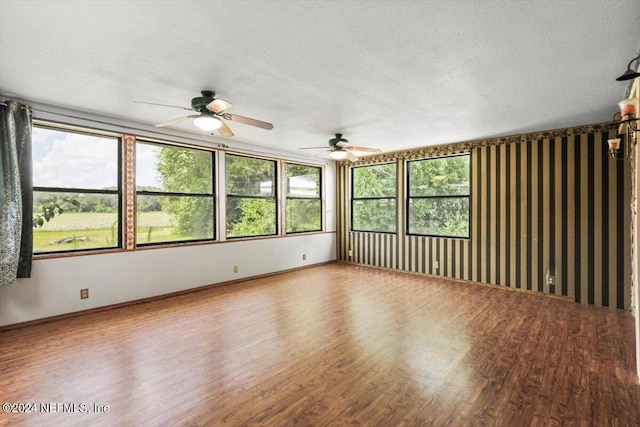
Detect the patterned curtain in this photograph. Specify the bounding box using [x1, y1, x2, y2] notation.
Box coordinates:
[0, 100, 33, 285]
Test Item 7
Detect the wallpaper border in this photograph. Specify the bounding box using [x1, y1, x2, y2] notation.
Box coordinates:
[344, 122, 618, 165]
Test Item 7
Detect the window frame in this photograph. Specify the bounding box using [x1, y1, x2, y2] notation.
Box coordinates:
[32, 120, 329, 258]
[32, 122, 123, 255]
[135, 139, 216, 246]
[225, 153, 278, 239]
[284, 162, 323, 234]
[350, 162, 397, 234]
[406, 153, 471, 239]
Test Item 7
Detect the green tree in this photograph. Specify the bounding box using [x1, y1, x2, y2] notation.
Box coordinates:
[350, 155, 470, 237]
[227, 198, 276, 236]
[352, 163, 397, 232]
[32, 195, 80, 227]
[156, 146, 214, 237]
[286, 199, 321, 232]
[226, 155, 277, 237]
[286, 164, 321, 233]
[407, 155, 470, 237]
[136, 188, 162, 212]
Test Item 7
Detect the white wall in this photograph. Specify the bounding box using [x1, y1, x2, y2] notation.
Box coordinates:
[0, 233, 336, 326]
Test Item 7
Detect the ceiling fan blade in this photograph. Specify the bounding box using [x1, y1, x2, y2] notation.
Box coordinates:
[299, 146, 330, 150]
[155, 114, 199, 127]
[217, 120, 235, 138]
[336, 141, 349, 148]
[346, 151, 359, 162]
[206, 98, 233, 114]
[222, 113, 273, 130]
[347, 145, 382, 153]
[134, 101, 193, 111]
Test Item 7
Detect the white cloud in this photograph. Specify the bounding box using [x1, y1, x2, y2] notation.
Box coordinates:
[33, 128, 118, 189]
[135, 143, 161, 188]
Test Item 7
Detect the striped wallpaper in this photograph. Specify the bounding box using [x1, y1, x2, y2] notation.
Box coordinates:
[336, 123, 632, 309]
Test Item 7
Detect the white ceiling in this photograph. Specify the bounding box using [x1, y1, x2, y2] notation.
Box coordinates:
[1, 0, 639, 158]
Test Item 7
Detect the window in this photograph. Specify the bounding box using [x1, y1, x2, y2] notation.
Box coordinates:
[32, 121, 327, 255]
[32, 125, 121, 253]
[407, 154, 470, 238]
[226, 154, 277, 238]
[136, 141, 215, 245]
[285, 163, 322, 233]
[351, 163, 396, 233]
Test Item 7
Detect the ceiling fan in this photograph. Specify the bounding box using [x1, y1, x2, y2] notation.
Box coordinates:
[300, 134, 381, 162]
[134, 90, 273, 137]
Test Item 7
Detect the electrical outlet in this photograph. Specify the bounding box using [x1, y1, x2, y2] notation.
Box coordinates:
[80, 288, 89, 299]
[302, 254, 307, 261]
[233, 265, 239, 273]
[547, 275, 555, 285]
[348, 249, 353, 257]
[433, 260, 439, 269]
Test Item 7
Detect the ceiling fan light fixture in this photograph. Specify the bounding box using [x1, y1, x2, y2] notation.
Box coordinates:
[193, 114, 222, 131]
[329, 150, 348, 160]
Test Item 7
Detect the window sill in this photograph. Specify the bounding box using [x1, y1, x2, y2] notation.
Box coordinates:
[33, 231, 335, 259]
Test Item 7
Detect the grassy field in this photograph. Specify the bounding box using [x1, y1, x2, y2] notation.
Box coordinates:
[33, 212, 204, 252]
[36, 212, 120, 231]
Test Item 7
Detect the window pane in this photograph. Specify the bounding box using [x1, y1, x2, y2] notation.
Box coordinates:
[136, 142, 213, 194]
[408, 198, 470, 237]
[286, 199, 321, 233]
[353, 163, 396, 198]
[226, 197, 277, 237]
[33, 191, 119, 253]
[352, 199, 396, 233]
[287, 164, 320, 198]
[226, 155, 275, 197]
[136, 195, 213, 244]
[409, 155, 470, 197]
[33, 127, 118, 190]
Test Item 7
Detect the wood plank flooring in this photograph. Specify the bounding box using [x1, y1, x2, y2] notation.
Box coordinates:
[0, 263, 638, 426]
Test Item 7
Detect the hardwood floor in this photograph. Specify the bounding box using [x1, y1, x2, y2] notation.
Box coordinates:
[0, 263, 638, 426]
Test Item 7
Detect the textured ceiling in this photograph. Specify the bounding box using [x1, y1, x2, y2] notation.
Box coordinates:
[1, 0, 639, 158]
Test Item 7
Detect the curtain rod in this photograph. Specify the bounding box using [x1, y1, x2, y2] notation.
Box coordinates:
[0, 101, 31, 111]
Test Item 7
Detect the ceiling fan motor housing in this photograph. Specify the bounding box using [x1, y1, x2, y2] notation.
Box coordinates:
[191, 91, 216, 112]
[329, 133, 348, 147]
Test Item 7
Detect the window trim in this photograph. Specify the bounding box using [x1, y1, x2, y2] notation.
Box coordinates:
[32, 124, 123, 255]
[135, 139, 217, 247]
[225, 153, 279, 239]
[32, 120, 329, 258]
[350, 162, 397, 234]
[406, 153, 471, 239]
[284, 162, 323, 234]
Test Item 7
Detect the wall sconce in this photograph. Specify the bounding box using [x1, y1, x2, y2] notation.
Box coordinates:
[608, 137, 627, 159]
[615, 55, 640, 81]
[610, 99, 639, 160]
